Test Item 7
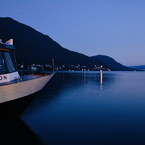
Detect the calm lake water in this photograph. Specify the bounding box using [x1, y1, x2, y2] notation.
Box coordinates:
[2, 71, 145, 145]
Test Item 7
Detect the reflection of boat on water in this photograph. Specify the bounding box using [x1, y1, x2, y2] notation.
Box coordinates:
[0, 39, 54, 121]
[0, 118, 43, 145]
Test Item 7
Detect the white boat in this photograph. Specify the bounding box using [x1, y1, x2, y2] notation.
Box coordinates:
[0, 39, 54, 121]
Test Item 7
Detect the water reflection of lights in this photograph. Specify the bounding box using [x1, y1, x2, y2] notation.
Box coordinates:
[83, 72, 86, 81]
[100, 70, 103, 90]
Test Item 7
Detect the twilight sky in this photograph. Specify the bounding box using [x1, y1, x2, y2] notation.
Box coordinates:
[1, 0, 145, 66]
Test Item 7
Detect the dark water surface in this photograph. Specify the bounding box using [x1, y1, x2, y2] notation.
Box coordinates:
[3, 71, 145, 145]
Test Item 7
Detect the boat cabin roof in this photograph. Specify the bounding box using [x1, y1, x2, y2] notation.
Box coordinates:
[0, 39, 15, 51]
[0, 43, 15, 51]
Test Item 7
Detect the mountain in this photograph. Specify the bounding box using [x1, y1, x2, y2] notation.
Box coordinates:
[0, 17, 132, 71]
[0, 17, 98, 67]
[91, 55, 132, 71]
[129, 65, 145, 71]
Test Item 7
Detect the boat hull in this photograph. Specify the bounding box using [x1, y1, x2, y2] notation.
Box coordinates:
[0, 93, 36, 121]
[0, 73, 54, 121]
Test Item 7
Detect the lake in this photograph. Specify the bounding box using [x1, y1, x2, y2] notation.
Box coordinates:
[2, 71, 145, 145]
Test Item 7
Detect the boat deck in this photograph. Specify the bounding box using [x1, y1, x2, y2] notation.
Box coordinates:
[20, 73, 50, 81]
[0, 73, 52, 86]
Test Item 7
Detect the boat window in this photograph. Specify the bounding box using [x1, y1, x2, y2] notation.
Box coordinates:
[3, 52, 15, 72]
[0, 52, 6, 74]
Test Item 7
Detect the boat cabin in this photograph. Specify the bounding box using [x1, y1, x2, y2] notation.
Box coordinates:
[0, 39, 20, 84]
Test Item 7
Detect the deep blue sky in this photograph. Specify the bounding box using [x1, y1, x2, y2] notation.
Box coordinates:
[1, 0, 145, 65]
